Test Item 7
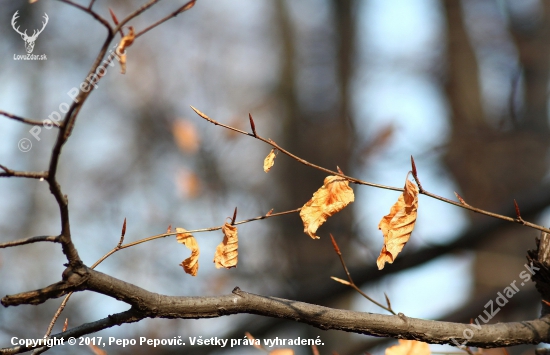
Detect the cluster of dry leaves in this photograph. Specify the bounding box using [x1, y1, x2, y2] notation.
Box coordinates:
[176, 148, 419, 276]
[267, 151, 418, 270]
[176, 223, 238, 276]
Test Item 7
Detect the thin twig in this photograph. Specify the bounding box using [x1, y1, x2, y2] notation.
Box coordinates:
[330, 234, 396, 315]
[44, 221, 129, 338]
[116, 0, 161, 30]
[57, 0, 112, 31]
[135, 0, 197, 38]
[190, 106, 403, 192]
[190, 107, 550, 235]
[0, 111, 52, 127]
[0, 236, 59, 249]
[0, 165, 48, 179]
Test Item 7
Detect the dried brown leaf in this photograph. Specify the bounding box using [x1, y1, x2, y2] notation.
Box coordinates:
[264, 149, 277, 173]
[377, 179, 418, 270]
[385, 340, 430, 355]
[213, 223, 238, 269]
[300, 176, 355, 239]
[116, 26, 135, 74]
[177, 228, 199, 276]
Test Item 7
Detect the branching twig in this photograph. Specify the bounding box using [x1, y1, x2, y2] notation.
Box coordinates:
[3, 273, 549, 353]
[43, 218, 129, 339]
[330, 234, 396, 315]
[190, 107, 550, 235]
[57, 0, 112, 31]
[135, 0, 197, 38]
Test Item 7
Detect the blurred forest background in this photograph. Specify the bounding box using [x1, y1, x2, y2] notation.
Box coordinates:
[1, 1, 550, 355]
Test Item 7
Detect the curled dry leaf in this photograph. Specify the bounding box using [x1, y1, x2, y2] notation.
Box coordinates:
[213, 223, 238, 269]
[385, 340, 430, 355]
[176, 227, 199, 276]
[263, 149, 277, 172]
[377, 179, 418, 270]
[300, 176, 355, 239]
[116, 26, 135, 74]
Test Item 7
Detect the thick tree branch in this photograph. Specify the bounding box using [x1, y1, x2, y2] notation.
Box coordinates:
[4, 267, 548, 351]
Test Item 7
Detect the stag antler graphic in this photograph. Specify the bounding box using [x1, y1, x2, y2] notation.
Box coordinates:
[11, 11, 49, 54]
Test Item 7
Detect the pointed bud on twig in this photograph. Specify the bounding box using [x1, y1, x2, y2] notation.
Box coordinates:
[167, 224, 172, 233]
[249, 113, 257, 137]
[514, 199, 522, 219]
[410, 155, 424, 192]
[121, 218, 127, 237]
[542, 299, 550, 307]
[62, 318, 68, 332]
[109, 8, 119, 25]
[384, 292, 392, 309]
[337, 166, 344, 175]
[178, 0, 196, 13]
[330, 276, 351, 286]
[190, 106, 216, 124]
[231, 207, 238, 225]
[266, 208, 273, 216]
[330, 233, 341, 255]
[454, 192, 468, 206]
[411, 155, 417, 177]
[117, 218, 127, 247]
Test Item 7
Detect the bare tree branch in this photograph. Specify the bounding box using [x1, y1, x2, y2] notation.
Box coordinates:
[0, 235, 58, 249]
[57, 0, 112, 31]
[0, 165, 47, 179]
[0, 111, 52, 127]
[3, 267, 548, 354]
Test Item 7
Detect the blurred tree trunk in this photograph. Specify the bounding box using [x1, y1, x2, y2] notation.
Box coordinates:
[271, 0, 355, 295]
[443, 0, 550, 325]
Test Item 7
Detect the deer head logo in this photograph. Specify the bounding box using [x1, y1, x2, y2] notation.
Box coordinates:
[11, 11, 49, 54]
